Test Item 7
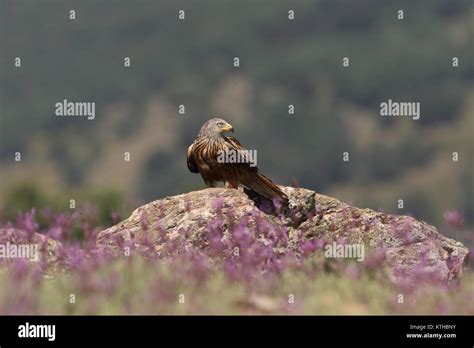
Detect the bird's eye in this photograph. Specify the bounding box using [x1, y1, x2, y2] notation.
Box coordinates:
[217, 122, 224, 127]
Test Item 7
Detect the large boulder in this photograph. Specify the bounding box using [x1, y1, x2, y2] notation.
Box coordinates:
[96, 187, 470, 284]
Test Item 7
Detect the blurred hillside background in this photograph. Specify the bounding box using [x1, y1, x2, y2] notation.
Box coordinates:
[0, 0, 473, 241]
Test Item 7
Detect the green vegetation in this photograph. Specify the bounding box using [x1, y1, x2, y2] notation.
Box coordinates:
[1, 255, 472, 314]
[1, 182, 130, 228]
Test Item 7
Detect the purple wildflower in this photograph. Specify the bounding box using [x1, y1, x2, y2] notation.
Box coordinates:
[443, 210, 464, 229]
[140, 211, 149, 231]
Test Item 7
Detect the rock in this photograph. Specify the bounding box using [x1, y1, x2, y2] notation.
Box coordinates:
[96, 187, 470, 284]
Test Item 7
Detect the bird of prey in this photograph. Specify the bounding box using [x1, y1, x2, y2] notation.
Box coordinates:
[187, 118, 287, 202]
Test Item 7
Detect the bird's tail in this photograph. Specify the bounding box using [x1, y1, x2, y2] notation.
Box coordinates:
[241, 172, 288, 203]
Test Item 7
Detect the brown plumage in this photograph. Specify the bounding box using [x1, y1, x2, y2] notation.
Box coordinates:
[187, 118, 287, 202]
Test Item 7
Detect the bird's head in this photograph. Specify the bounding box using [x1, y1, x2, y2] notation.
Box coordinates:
[198, 118, 234, 138]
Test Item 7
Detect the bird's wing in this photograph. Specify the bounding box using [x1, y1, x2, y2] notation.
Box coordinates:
[187, 143, 199, 173]
[225, 136, 286, 200]
[224, 136, 258, 171]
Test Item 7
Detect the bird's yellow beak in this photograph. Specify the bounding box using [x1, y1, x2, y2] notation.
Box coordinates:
[222, 124, 234, 133]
